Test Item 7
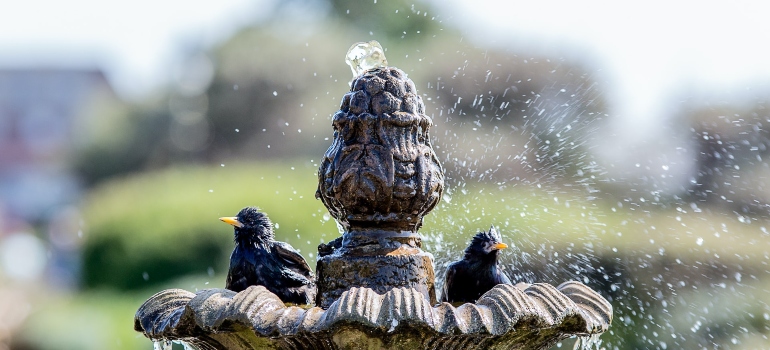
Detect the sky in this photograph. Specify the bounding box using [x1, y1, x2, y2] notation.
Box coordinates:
[0, 0, 268, 99]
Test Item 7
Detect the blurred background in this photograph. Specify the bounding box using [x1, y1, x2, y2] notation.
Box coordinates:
[1, 0, 769, 349]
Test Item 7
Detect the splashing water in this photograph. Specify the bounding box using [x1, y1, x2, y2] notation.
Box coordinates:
[345, 40, 388, 78]
[153, 340, 198, 350]
[181, 342, 199, 350]
[573, 334, 603, 350]
[153, 340, 172, 350]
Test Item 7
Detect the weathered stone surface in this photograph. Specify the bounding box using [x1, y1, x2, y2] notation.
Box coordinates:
[135, 282, 612, 349]
[314, 66, 444, 308]
[316, 66, 443, 236]
[315, 251, 436, 309]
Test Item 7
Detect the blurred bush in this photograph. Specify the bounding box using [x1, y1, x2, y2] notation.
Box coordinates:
[16, 291, 149, 350]
[686, 102, 770, 213]
[204, 21, 356, 160]
[80, 160, 335, 291]
[324, 0, 440, 42]
[73, 101, 171, 187]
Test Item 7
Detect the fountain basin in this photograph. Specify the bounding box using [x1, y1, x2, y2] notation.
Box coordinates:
[135, 281, 611, 350]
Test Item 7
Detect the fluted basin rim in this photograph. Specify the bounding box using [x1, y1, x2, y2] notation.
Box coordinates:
[135, 281, 611, 341]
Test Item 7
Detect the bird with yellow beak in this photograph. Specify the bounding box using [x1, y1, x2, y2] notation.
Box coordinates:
[441, 225, 512, 304]
[220, 207, 316, 305]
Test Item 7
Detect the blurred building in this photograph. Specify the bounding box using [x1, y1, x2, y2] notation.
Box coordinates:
[0, 68, 117, 224]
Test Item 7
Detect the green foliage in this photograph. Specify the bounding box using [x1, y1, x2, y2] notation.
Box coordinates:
[16, 291, 148, 350]
[80, 160, 336, 291]
[73, 102, 172, 186]
[326, 0, 440, 42]
[205, 22, 356, 160]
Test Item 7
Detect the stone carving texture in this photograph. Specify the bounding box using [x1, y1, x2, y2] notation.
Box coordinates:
[135, 282, 612, 350]
[314, 66, 445, 308]
[316, 67, 444, 234]
[314, 253, 436, 309]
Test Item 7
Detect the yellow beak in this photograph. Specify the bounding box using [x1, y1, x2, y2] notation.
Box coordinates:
[219, 217, 243, 228]
[493, 242, 508, 250]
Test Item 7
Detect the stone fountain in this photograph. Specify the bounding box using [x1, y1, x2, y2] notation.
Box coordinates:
[134, 41, 612, 350]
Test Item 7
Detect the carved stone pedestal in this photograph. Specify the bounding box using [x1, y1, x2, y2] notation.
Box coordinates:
[314, 66, 444, 308]
[316, 250, 436, 309]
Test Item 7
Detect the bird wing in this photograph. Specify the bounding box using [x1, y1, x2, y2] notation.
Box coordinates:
[226, 248, 256, 292]
[272, 241, 314, 279]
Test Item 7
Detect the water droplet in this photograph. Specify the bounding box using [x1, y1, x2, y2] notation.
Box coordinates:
[345, 40, 388, 77]
[389, 319, 398, 332]
[153, 340, 172, 350]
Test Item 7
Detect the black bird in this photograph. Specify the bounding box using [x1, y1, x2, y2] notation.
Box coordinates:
[220, 207, 316, 304]
[441, 225, 511, 304]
